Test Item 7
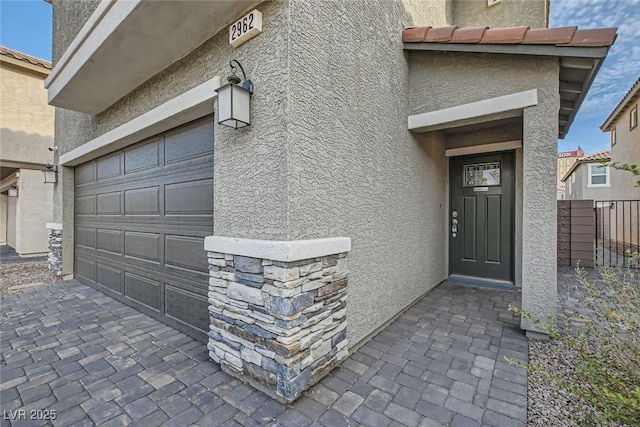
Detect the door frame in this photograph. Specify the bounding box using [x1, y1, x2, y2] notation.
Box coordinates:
[446, 148, 518, 285]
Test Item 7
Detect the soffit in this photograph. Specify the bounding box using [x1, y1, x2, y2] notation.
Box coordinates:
[46, 0, 260, 115]
[404, 25, 617, 139]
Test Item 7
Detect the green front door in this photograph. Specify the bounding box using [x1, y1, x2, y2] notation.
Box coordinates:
[449, 151, 514, 282]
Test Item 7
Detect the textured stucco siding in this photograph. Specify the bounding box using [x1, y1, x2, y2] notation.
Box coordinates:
[566, 164, 612, 201]
[52, 0, 101, 62]
[452, 0, 546, 28]
[52, 0, 291, 274]
[0, 194, 7, 244]
[7, 196, 17, 248]
[609, 99, 640, 200]
[0, 63, 54, 165]
[410, 52, 559, 330]
[286, 0, 449, 346]
[14, 169, 53, 255]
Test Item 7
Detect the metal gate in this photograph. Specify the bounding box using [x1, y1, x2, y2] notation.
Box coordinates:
[595, 200, 640, 268]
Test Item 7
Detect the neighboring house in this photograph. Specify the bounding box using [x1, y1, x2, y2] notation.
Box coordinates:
[600, 78, 640, 255]
[47, 0, 615, 402]
[557, 147, 584, 199]
[562, 150, 611, 200]
[601, 77, 640, 198]
[0, 46, 55, 256]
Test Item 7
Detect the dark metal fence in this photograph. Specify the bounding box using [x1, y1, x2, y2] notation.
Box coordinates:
[595, 200, 640, 268]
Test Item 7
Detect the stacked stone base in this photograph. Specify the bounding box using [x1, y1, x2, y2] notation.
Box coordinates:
[46, 224, 63, 276]
[206, 251, 348, 402]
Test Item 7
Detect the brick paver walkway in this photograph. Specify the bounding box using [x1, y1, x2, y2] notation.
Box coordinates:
[1, 280, 527, 427]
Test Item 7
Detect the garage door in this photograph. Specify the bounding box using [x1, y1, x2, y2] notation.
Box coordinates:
[74, 117, 213, 342]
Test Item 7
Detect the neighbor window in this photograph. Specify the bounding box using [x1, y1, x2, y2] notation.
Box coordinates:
[588, 164, 609, 186]
[611, 127, 616, 146]
[631, 105, 638, 130]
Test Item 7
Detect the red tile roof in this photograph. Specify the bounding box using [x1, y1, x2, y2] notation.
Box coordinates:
[561, 150, 611, 182]
[0, 46, 52, 70]
[403, 25, 617, 47]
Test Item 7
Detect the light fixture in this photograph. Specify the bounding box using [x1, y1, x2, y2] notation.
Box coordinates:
[216, 60, 253, 129]
[43, 164, 58, 184]
[8, 186, 18, 197]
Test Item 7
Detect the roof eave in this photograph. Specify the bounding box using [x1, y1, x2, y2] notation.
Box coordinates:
[404, 42, 612, 139]
[600, 79, 640, 131]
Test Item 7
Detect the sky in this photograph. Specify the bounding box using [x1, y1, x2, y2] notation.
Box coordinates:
[550, 0, 640, 155]
[0, 0, 638, 156]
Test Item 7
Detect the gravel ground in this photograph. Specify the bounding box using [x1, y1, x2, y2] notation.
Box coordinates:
[527, 340, 599, 426]
[527, 267, 630, 427]
[0, 260, 60, 294]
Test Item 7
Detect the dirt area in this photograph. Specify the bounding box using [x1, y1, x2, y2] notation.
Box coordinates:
[0, 260, 60, 294]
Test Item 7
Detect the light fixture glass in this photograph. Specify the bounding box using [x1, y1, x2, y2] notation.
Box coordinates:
[216, 60, 253, 129]
[8, 186, 18, 197]
[43, 165, 58, 184]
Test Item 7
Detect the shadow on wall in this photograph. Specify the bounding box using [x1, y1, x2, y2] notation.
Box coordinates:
[1, 128, 54, 161]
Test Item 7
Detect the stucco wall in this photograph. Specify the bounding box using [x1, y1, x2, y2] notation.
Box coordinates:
[566, 163, 612, 201]
[0, 62, 54, 166]
[14, 169, 52, 255]
[0, 194, 7, 245]
[285, 0, 450, 345]
[7, 196, 16, 249]
[452, 0, 546, 28]
[410, 51, 559, 330]
[52, 0, 101, 62]
[52, 0, 292, 275]
[609, 98, 640, 200]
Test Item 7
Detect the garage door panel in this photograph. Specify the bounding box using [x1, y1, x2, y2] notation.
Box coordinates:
[97, 153, 123, 180]
[165, 179, 213, 215]
[97, 192, 122, 215]
[76, 116, 213, 342]
[125, 137, 161, 174]
[165, 235, 207, 272]
[76, 226, 96, 249]
[165, 120, 214, 164]
[125, 231, 160, 262]
[77, 195, 96, 216]
[76, 162, 96, 185]
[76, 257, 96, 283]
[97, 263, 123, 293]
[124, 187, 160, 215]
[165, 286, 209, 331]
[124, 272, 161, 311]
[96, 228, 122, 255]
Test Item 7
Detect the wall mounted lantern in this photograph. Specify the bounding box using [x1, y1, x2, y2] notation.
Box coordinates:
[216, 60, 253, 129]
[8, 186, 18, 197]
[43, 164, 58, 184]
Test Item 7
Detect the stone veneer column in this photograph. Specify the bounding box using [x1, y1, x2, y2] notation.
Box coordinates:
[46, 223, 63, 276]
[204, 236, 351, 403]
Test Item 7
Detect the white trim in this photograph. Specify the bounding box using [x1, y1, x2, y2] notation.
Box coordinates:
[45, 0, 136, 99]
[204, 236, 352, 262]
[408, 89, 538, 133]
[46, 223, 63, 231]
[587, 163, 610, 187]
[445, 140, 522, 157]
[60, 77, 221, 166]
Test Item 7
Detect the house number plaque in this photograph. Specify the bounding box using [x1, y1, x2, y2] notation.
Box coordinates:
[229, 10, 263, 48]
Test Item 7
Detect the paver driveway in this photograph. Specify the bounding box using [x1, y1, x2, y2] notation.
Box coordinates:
[1, 280, 527, 427]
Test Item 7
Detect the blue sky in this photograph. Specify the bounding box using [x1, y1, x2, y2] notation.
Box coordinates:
[550, 0, 640, 155]
[0, 0, 638, 156]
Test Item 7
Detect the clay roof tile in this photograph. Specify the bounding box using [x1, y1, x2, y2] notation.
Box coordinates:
[564, 28, 618, 47]
[425, 26, 459, 42]
[479, 26, 530, 44]
[402, 27, 430, 43]
[522, 26, 577, 44]
[450, 26, 489, 43]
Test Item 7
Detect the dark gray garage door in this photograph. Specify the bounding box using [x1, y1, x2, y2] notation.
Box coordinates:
[74, 117, 213, 342]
